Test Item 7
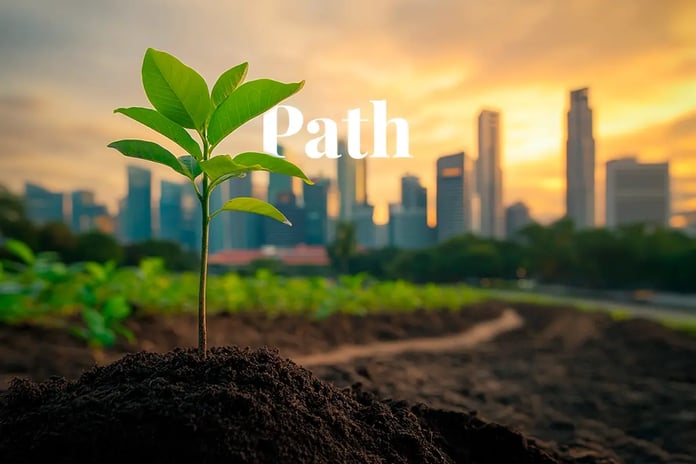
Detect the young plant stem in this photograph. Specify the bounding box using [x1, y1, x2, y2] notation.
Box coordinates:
[198, 184, 209, 356]
[198, 137, 210, 357]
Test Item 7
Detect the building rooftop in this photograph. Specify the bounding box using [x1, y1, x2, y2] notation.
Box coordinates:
[209, 244, 329, 267]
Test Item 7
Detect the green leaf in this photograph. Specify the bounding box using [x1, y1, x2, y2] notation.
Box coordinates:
[199, 155, 251, 183]
[234, 152, 314, 184]
[95, 329, 116, 348]
[141, 48, 211, 130]
[102, 296, 131, 322]
[215, 197, 291, 226]
[5, 239, 34, 265]
[79, 287, 97, 306]
[208, 79, 305, 147]
[139, 257, 165, 279]
[211, 62, 248, 108]
[84, 262, 106, 282]
[114, 107, 202, 159]
[82, 307, 105, 332]
[114, 325, 136, 344]
[178, 155, 202, 179]
[108, 139, 193, 179]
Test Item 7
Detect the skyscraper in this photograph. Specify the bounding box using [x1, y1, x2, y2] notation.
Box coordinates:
[303, 177, 329, 245]
[566, 87, 596, 228]
[180, 182, 202, 251]
[116, 198, 128, 243]
[505, 202, 531, 240]
[606, 157, 670, 228]
[125, 166, 152, 243]
[336, 138, 375, 247]
[401, 175, 427, 209]
[268, 145, 293, 205]
[353, 203, 376, 249]
[477, 110, 504, 239]
[355, 157, 367, 207]
[209, 179, 229, 253]
[390, 174, 431, 249]
[71, 190, 94, 232]
[24, 183, 65, 225]
[70, 190, 107, 233]
[228, 173, 261, 249]
[337, 139, 356, 221]
[159, 181, 184, 243]
[436, 152, 473, 242]
[264, 192, 305, 247]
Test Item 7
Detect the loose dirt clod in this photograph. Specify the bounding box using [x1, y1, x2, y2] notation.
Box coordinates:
[0, 346, 562, 464]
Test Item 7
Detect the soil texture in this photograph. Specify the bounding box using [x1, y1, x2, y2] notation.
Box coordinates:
[1, 302, 695, 463]
[1, 347, 562, 464]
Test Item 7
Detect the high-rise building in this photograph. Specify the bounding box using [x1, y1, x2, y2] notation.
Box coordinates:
[268, 145, 293, 205]
[303, 177, 329, 245]
[180, 182, 202, 251]
[401, 175, 427, 209]
[477, 110, 504, 239]
[159, 181, 184, 243]
[505, 202, 531, 240]
[116, 198, 127, 243]
[71, 190, 107, 233]
[71, 190, 94, 232]
[389, 204, 431, 250]
[566, 87, 596, 228]
[353, 203, 376, 249]
[390, 174, 431, 249]
[355, 157, 367, 207]
[337, 139, 356, 221]
[209, 179, 229, 253]
[228, 173, 262, 249]
[374, 224, 389, 249]
[436, 152, 473, 242]
[24, 183, 65, 225]
[264, 192, 305, 247]
[326, 217, 338, 243]
[337, 138, 375, 247]
[125, 166, 152, 243]
[606, 157, 670, 228]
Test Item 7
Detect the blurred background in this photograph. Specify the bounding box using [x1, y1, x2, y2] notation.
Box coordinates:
[1, 0, 695, 299]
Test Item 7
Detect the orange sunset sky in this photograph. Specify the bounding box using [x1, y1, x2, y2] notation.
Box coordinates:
[1, 0, 694, 226]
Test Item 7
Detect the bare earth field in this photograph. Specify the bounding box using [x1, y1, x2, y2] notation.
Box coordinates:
[1, 302, 694, 463]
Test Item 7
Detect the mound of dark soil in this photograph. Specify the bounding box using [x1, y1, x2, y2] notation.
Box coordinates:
[0, 346, 562, 464]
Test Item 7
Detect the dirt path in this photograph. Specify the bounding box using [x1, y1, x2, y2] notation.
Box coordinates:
[293, 308, 524, 367]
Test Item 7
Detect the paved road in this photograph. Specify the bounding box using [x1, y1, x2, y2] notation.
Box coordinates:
[494, 289, 696, 324]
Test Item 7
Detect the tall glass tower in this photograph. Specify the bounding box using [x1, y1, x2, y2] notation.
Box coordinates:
[566, 88, 595, 228]
[125, 166, 152, 242]
[477, 109, 504, 239]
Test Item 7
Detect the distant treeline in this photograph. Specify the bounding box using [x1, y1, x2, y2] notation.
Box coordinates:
[330, 219, 696, 293]
[3, 185, 695, 292]
[0, 185, 199, 271]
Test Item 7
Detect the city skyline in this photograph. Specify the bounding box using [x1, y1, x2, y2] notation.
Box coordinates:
[1, 1, 694, 226]
[15, 144, 688, 252]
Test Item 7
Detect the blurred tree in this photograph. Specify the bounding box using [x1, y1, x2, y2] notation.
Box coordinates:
[327, 221, 357, 274]
[248, 257, 284, 275]
[519, 218, 578, 284]
[124, 239, 199, 271]
[73, 231, 124, 264]
[36, 221, 77, 260]
[385, 249, 433, 283]
[0, 185, 38, 249]
[349, 246, 401, 279]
